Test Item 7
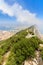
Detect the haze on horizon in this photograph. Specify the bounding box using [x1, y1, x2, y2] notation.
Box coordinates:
[0, 0, 43, 33]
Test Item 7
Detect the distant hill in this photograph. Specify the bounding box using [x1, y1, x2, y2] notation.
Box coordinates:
[0, 25, 43, 65]
[0, 31, 14, 41]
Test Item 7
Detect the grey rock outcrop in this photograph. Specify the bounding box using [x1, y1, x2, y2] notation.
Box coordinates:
[26, 25, 42, 39]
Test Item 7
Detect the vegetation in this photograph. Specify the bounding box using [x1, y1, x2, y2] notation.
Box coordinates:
[0, 29, 43, 65]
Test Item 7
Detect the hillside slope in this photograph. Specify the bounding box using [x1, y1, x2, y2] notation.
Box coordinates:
[0, 25, 43, 65]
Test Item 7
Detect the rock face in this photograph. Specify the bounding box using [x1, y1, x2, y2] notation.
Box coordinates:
[26, 25, 42, 40]
[23, 51, 43, 65]
[24, 58, 43, 65]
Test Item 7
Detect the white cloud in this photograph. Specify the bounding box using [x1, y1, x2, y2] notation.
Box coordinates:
[0, 0, 43, 32]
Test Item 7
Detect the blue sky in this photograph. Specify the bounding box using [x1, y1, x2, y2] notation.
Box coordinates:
[4, 0, 43, 17]
[0, 0, 43, 32]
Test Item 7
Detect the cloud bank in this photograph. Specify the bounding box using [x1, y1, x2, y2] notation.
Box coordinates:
[0, 0, 43, 32]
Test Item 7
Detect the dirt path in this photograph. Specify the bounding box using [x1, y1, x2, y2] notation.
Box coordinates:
[1, 51, 10, 65]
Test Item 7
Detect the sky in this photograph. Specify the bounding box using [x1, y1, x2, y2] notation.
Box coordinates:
[0, 0, 43, 33]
